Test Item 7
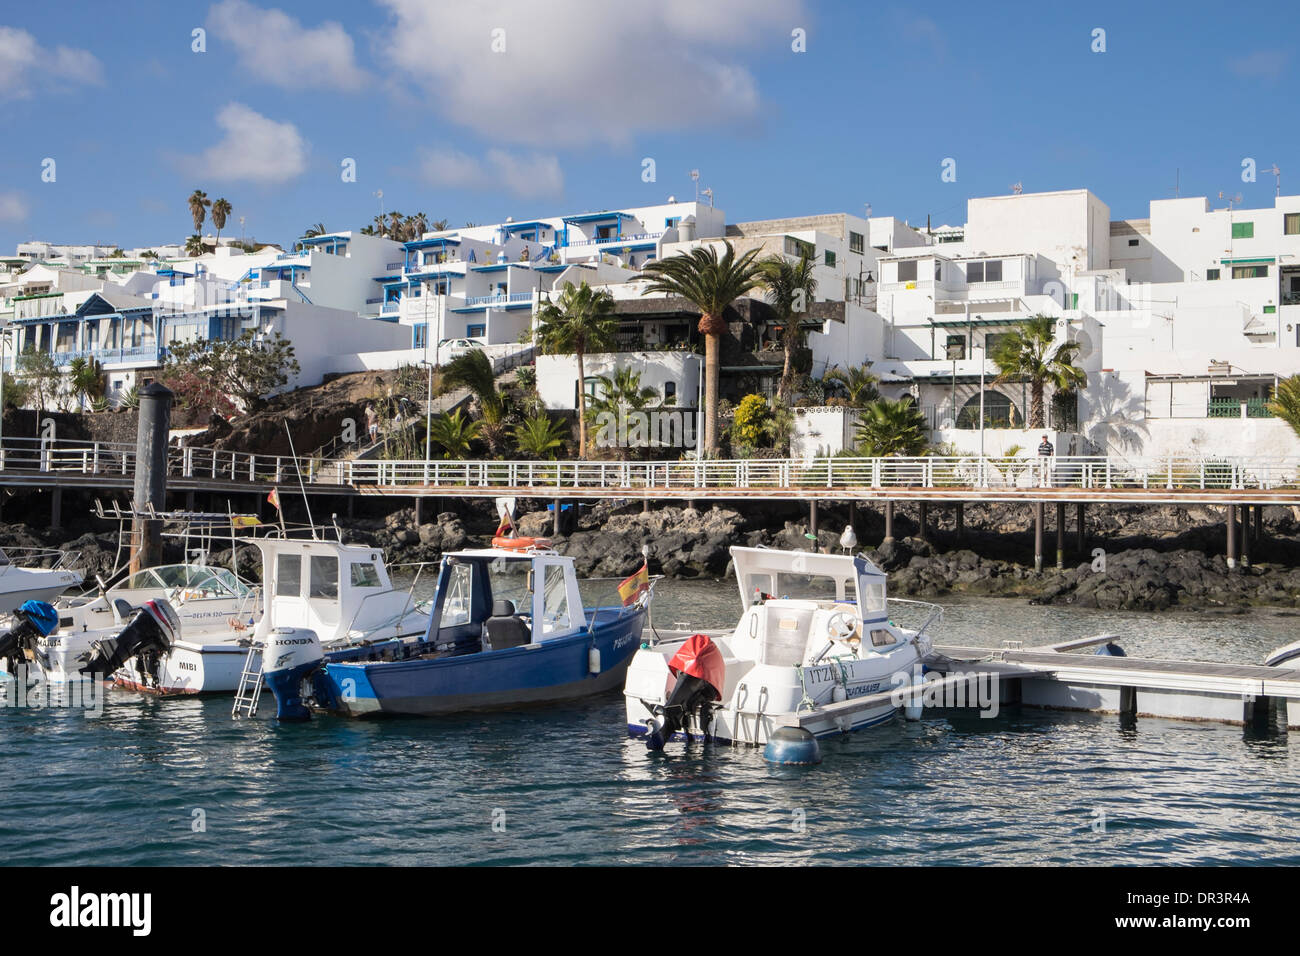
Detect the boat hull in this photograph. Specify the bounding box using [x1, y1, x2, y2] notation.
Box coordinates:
[315, 607, 645, 717]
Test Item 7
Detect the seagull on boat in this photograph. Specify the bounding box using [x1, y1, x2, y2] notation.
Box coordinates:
[840, 524, 858, 553]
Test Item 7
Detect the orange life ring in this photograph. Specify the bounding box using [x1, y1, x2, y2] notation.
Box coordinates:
[492, 535, 551, 551]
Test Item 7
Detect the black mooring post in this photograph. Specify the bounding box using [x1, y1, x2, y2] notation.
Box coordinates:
[884, 501, 894, 543]
[809, 499, 818, 545]
[553, 498, 563, 537]
[848, 499, 857, 531]
[1076, 501, 1085, 554]
[918, 501, 928, 542]
[1241, 504, 1252, 569]
[955, 501, 964, 539]
[1034, 501, 1044, 573]
[51, 486, 62, 530]
[1255, 503, 1264, 542]
[130, 383, 173, 575]
[1055, 501, 1066, 569]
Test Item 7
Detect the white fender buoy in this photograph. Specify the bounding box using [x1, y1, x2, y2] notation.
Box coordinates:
[588, 647, 601, 674]
[904, 670, 925, 721]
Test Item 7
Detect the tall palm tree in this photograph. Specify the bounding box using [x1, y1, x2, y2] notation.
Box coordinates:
[635, 241, 763, 456]
[406, 212, 428, 239]
[854, 398, 929, 457]
[758, 252, 818, 402]
[1267, 374, 1300, 438]
[990, 315, 1087, 429]
[427, 409, 479, 459]
[512, 413, 568, 459]
[535, 281, 619, 456]
[440, 349, 506, 424]
[187, 189, 210, 235]
[824, 364, 880, 407]
[67, 356, 106, 411]
[431, 219, 450, 232]
[387, 211, 405, 240]
[211, 198, 232, 247]
[304, 222, 328, 238]
[586, 366, 660, 459]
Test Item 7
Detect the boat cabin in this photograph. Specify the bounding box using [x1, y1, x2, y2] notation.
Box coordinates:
[253, 537, 419, 645]
[424, 548, 587, 655]
[728, 546, 894, 666]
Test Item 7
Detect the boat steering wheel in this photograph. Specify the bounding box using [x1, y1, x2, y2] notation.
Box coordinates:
[826, 610, 860, 641]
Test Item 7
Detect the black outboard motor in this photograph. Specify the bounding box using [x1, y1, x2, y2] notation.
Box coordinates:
[0, 600, 60, 673]
[81, 599, 180, 678]
[647, 634, 725, 751]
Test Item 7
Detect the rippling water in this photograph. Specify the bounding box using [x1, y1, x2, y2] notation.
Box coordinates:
[3, 580, 1299, 866]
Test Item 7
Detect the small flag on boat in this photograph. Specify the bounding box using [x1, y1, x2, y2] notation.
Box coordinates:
[230, 515, 261, 527]
[618, 562, 650, 606]
[267, 488, 281, 511]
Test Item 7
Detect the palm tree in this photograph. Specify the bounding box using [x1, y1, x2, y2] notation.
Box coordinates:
[406, 212, 428, 239]
[440, 349, 505, 424]
[304, 222, 328, 238]
[635, 241, 763, 456]
[431, 219, 450, 232]
[854, 398, 929, 457]
[387, 211, 405, 240]
[586, 366, 660, 459]
[187, 189, 210, 235]
[758, 252, 818, 402]
[1267, 374, 1300, 438]
[427, 409, 479, 459]
[67, 356, 106, 411]
[512, 413, 568, 459]
[824, 364, 880, 407]
[990, 315, 1087, 429]
[211, 198, 232, 247]
[535, 281, 619, 456]
[184, 234, 205, 257]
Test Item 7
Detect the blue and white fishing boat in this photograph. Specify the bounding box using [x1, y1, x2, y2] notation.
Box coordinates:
[261, 542, 654, 720]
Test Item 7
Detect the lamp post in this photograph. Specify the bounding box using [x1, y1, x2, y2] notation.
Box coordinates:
[0, 320, 9, 465]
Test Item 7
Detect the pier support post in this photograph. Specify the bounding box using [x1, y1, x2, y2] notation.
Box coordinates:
[50, 486, 62, 530]
[185, 490, 195, 513]
[883, 501, 894, 544]
[346, 495, 355, 518]
[130, 383, 173, 575]
[1055, 501, 1065, 569]
[1241, 504, 1252, 569]
[1255, 503, 1264, 543]
[1226, 504, 1238, 571]
[809, 499, 818, 544]
[1034, 501, 1044, 573]
[414, 496, 423, 526]
[642, 498, 650, 514]
[955, 502, 964, 539]
[918, 501, 928, 542]
[553, 498, 563, 537]
[1076, 502, 1085, 554]
[848, 499, 857, 531]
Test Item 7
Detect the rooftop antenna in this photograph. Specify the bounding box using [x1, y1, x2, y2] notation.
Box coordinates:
[689, 169, 700, 203]
[1174, 168, 1180, 198]
[701, 187, 714, 208]
[1011, 182, 1023, 195]
[283, 422, 318, 539]
[1267, 164, 1281, 197]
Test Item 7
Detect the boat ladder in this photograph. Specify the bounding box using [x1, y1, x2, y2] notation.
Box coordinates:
[232, 644, 265, 718]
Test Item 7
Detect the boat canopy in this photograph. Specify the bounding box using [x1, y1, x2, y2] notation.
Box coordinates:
[729, 546, 888, 625]
[253, 538, 396, 643]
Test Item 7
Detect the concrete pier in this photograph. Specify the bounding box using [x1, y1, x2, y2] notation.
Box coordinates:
[1034, 502, 1044, 573]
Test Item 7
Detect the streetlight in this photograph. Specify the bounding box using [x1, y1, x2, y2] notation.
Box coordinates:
[0, 319, 9, 464]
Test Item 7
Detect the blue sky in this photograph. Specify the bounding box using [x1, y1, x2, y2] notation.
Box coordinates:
[1, 0, 1296, 253]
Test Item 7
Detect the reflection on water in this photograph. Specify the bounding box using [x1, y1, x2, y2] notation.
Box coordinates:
[2, 577, 1299, 866]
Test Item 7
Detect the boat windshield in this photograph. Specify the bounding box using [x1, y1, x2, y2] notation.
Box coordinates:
[124, 564, 251, 598]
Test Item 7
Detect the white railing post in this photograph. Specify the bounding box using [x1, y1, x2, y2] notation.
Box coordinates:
[826, 458, 833, 489]
[1166, 456, 1173, 490]
[92, 442, 100, 474]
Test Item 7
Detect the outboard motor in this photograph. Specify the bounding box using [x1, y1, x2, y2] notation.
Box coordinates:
[262, 627, 324, 721]
[647, 634, 725, 751]
[0, 600, 60, 673]
[81, 599, 180, 678]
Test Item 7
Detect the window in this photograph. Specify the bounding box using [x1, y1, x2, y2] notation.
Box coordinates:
[276, 554, 301, 597]
[413, 324, 427, 349]
[897, 260, 918, 283]
[665, 217, 681, 229]
[1232, 221, 1254, 239]
[1286, 213, 1300, 236]
[541, 564, 571, 636]
[824, 250, 836, 268]
[967, 261, 984, 283]
[945, 335, 966, 360]
[984, 259, 1002, 282]
[984, 332, 1014, 355]
[849, 231, 864, 254]
[1128, 238, 1139, 247]
[935, 261, 943, 281]
[1206, 268, 1221, 280]
[1232, 265, 1269, 279]
[664, 381, 676, 400]
[351, 562, 381, 588]
[467, 323, 486, 337]
[870, 628, 896, 648]
[308, 555, 339, 599]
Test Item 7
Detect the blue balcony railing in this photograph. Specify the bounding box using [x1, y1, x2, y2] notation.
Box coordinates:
[464, 292, 535, 307]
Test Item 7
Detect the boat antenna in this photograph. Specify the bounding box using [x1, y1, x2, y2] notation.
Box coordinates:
[283, 422, 318, 539]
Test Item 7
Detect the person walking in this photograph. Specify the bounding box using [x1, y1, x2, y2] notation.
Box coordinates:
[365, 403, 379, 445]
[1037, 434, 1054, 487]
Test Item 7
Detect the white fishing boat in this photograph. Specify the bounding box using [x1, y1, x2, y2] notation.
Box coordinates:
[624, 547, 938, 753]
[96, 532, 431, 695]
[0, 547, 83, 613]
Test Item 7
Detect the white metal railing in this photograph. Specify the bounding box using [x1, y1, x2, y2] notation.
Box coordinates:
[2, 438, 1299, 494]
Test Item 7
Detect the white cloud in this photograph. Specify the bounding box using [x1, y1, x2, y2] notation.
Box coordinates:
[1228, 50, 1288, 81]
[376, 0, 802, 146]
[0, 26, 103, 97]
[420, 148, 564, 199]
[182, 103, 309, 184]
[0, 192, 29, 223]
[207, 0, 370, 90]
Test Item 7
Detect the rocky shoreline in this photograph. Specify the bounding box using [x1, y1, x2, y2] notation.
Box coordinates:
[4, 496, 1299, 613]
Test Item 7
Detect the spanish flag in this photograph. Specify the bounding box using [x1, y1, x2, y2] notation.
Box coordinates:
[617, 562, 650, 606]
[267, 487, 281, 512]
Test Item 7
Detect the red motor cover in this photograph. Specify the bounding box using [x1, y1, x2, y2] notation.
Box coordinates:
[667, 634, 725, 701]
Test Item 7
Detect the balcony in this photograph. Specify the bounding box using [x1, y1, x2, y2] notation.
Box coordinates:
[464, 292, 535, 307]
[1208, 397, 1274, 419]
[563, 231, 664, 249]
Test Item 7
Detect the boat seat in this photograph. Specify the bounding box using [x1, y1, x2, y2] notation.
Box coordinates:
[482, 600, 530, 652]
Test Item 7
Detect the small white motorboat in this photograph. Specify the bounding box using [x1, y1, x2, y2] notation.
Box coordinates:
[624, 547, 939, 755]
[0, 547, 83, 613]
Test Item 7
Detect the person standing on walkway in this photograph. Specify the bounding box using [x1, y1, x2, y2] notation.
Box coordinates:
[1038, 434, 1054, 487]
[365, 403, 379, 444]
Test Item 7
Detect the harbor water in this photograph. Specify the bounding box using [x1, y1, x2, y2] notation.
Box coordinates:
[3, 579, 1299, 866]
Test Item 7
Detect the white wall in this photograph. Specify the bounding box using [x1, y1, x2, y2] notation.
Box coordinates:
[536, 350, 699, 410]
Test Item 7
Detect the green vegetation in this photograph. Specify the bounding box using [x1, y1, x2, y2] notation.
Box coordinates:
[535, 281, 619, 456]
[1268, 375, 1300, 438]
[758, 252, 818, 403]
[990, 315, 1087, 429]
[162, 330, 300, 415]
[853, 398, 929, 456]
